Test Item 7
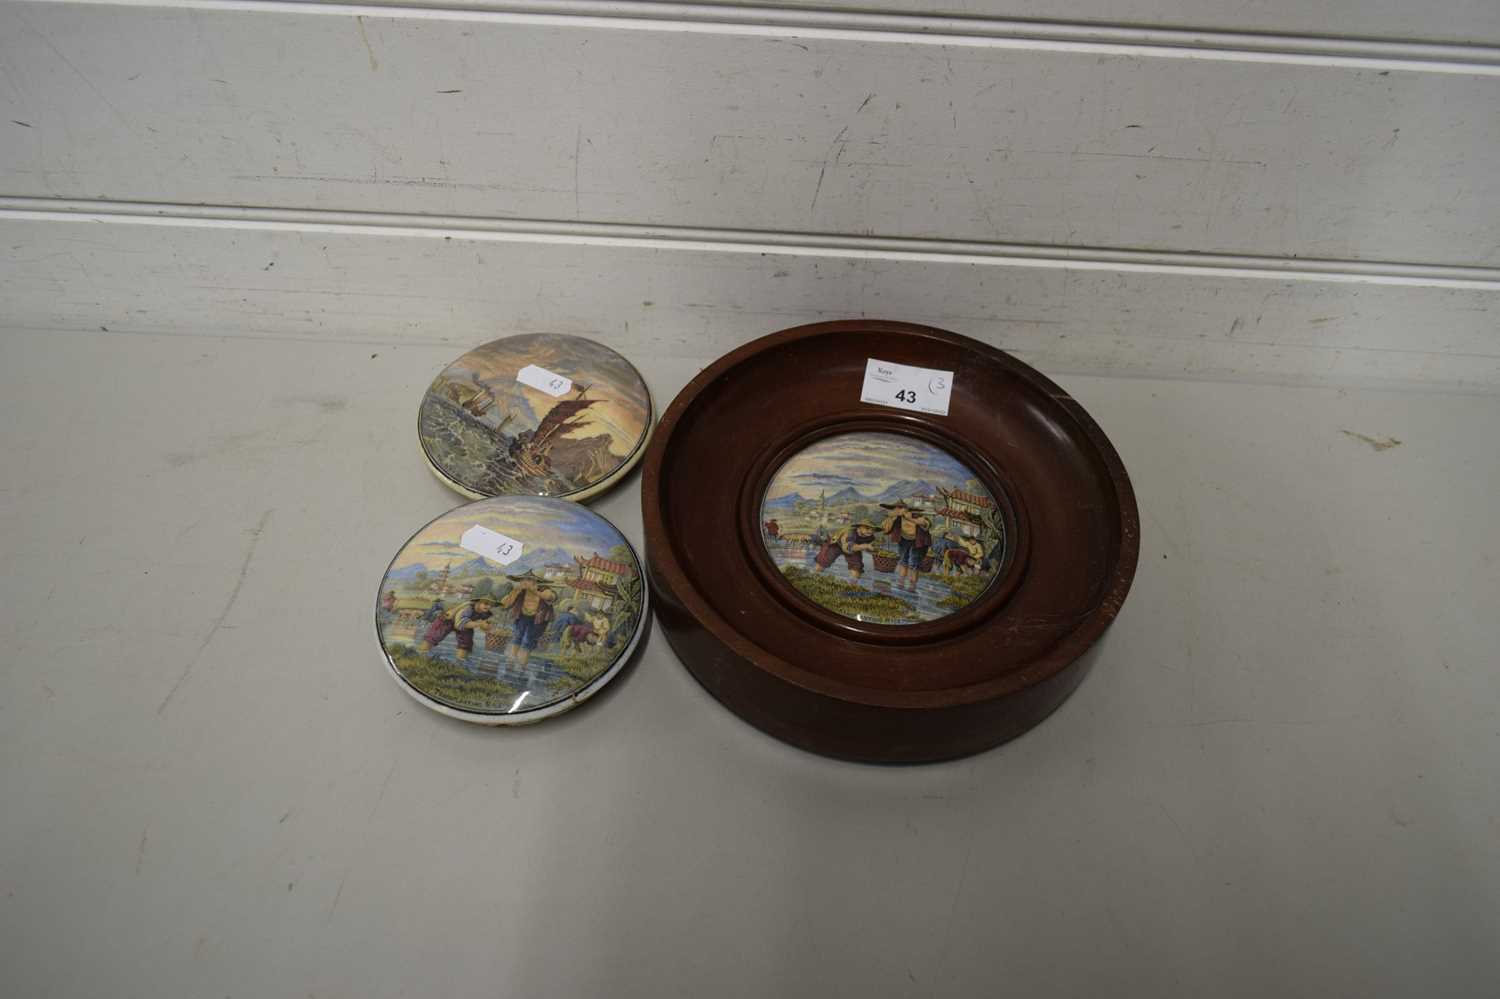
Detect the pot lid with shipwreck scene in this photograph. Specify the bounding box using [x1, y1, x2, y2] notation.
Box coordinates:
[376, 495, 649, 725]
[419, 334, 654, 502]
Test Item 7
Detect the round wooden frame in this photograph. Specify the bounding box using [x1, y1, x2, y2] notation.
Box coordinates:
[642, 320, 1139, 763]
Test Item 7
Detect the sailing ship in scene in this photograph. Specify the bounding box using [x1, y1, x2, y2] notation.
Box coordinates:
[508, 384, 599, 479]
[418, 333, 654, 500]
[440, 372, 499, 418]
[421, 369, 626, 496]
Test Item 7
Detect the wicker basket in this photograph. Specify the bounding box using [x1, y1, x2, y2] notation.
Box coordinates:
[871, 549, 899, 573]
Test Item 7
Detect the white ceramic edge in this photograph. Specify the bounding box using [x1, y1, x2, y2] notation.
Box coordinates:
[374, 502, 651, 726]
[417, 335, 656, 505]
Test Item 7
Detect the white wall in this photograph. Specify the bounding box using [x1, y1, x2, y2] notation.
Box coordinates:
[3, 0, 1498, 387]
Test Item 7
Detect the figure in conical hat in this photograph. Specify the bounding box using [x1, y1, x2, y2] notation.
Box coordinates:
[421, 597, 496, 664]
[880, 500, 933, 592]
[814, 521, 879, 581]
[499, 569, 557, 668]
[942, 534, 986, 575]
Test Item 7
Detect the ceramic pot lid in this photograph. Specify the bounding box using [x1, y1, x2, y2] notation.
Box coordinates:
[419, 334, 653, 502]
[760, 431, 1007, 626]
[376, 495, 648, 725]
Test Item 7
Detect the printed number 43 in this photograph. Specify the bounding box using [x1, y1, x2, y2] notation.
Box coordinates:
[894, 389, 918, 404]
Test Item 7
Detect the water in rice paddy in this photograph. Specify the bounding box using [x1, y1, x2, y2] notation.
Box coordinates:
[765, 543, 962, 624]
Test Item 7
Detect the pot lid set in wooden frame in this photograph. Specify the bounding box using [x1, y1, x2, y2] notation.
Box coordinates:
[378, 324, 1138, 760]
[641, 320, 1139, 763]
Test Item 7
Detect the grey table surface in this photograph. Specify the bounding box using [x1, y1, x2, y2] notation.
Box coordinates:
[2, 328, 1497, 998]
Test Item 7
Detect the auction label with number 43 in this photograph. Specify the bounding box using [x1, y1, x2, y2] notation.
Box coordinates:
[460, 524, 524, 566]
[860, 358, 954, 416]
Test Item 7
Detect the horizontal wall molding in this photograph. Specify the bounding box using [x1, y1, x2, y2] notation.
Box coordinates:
[4, 197, 1500, 290]
[8, 2, 1497, 266]
[32, 0, 1500, 73]
[6, 4, 1498, 393]
[4, 197, 1498, 394]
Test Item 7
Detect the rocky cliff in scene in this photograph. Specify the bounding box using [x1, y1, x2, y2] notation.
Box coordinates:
[548, 433, 623, 483]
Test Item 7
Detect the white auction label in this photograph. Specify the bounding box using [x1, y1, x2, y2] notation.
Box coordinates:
[516, 364, 573, 398]
[459, 525, 525, 566]
[859, 358, 954, 416]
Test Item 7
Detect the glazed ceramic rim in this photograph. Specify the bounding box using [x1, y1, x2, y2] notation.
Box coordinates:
[642, 319, 1139, 712]
[374, 500, 650, 726]
[417, 334, 655, 504]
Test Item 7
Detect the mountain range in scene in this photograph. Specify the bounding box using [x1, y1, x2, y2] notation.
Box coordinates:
[765, 479, 942, 511]
[386, 545, 586, 583]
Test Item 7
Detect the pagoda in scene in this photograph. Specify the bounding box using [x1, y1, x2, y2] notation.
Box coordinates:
[935, 489, 995, 537]
[568, 552, 633, 612]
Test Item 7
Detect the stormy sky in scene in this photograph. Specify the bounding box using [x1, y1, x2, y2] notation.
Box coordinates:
[388, 497, 634, 574]
[431, 334, 650, 454]
[763, 432, 983, 501]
